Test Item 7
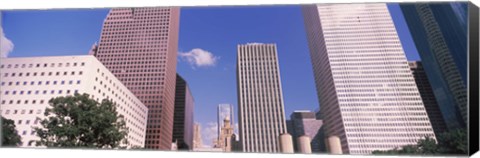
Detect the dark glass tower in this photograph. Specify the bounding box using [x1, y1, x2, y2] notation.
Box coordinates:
[172, 74, 194, 150]
[400, 2, 468, 129]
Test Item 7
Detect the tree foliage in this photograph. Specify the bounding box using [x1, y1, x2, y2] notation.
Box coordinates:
[1, 117, 22, 146]
[372, 128, 468, 155]
[33, 93, 129, 148]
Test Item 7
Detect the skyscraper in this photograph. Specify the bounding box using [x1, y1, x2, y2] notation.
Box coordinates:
[302, 3, 436, 154]
[173, 74, 194, 150]
[237, 43, 287, 153]
[400, 3, 468, 129]
[286, 110, 324, 153]
[409, 61, 447, 136]
[93, 7, 180, 150]
[193, 123, 203, 149]
[217, 104, 234, 138]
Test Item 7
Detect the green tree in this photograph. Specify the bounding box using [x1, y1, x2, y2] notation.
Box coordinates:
[33, 93, 128, 148]
[417, 136, 438, 154]
[1, 117, 22, 146]
[437, 128, 468, 154]
[372, 129, 468, 155]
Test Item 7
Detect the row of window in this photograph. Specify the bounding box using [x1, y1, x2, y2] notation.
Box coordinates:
[1, 80, 81, 87]
[2, 109, 42, 115]
[2, 89, 79, 96]
[2, 71, 83, 78]
[0, 62, 85, 69]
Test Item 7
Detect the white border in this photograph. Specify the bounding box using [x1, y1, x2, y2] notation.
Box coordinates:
[0, 0, 470, 10]
[0, 0, 478, 158]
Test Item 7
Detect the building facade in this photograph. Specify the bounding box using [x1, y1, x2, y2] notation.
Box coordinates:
[217, 104, 234, 138]
[302, 3, 436, 154]
[215, 117, 235, 152]
[400, 3, 468, 129]
[237, 43, 288, 153]
[172, 74, 194, 150]
[193, 123, 203, 149]
[0, 55, 148, 148]
[92, 7, 180, 150]
[286, 110, 324, 153]
[409, 61, 447, 136]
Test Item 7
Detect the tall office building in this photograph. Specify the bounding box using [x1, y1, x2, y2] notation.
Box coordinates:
[237, 43, 287, 153]
[0, 56, 148, 148]
[409, 61, 447, 136]
[217, 104, 234, 138]
[302, 3, 436, 154]
[400, 3, 468, 129]
[172, 74, 194, 150]
[193, 123, 203, 149]
[93, 7, 180, 150]
[286, 110, 324, 153]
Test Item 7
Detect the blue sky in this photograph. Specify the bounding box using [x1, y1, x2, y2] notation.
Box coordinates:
[1, 4, 420, 146]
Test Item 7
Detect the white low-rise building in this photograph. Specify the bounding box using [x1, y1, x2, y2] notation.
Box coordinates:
[0, 55, 148, 148]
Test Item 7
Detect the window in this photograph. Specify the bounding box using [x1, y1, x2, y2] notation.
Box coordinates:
[69, 80, 73, 85]
[81, 62, 85, 66]
[77, 80, 81, 84]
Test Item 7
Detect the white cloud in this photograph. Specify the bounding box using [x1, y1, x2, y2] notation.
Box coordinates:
[179, 48, 219, 68]
[201, 122, 218, 147]
[0, 27, 14, 58]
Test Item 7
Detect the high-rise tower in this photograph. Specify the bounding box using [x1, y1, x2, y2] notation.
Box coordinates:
[400, 3, 468, 129]
[302, 3, 436, 154]
[93, 7, 180, 150]
[237, 43, 287, 153]
[409, 61, 447, 136]
[173, 74, 194, 150]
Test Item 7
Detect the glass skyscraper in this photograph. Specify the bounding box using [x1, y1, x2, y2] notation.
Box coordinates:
[400, 2, 468, 129]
